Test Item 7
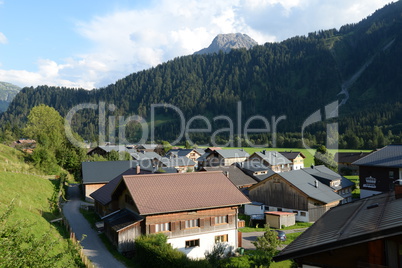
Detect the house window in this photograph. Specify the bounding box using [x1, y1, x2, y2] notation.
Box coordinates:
[185, 239, 200, 248]
[215, 216, 228, 225]
[300, 212, 306, 217]
[389, 171, 394, 179]
[215, 234, 228, 243]
[155, 223, 170, 232]
[293, 211, 298, 215]
[277, 208, 282, 212]
[185, 219, 199, 228]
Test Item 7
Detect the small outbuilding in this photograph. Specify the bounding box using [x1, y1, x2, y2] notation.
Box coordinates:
[265, 211, 296, 229]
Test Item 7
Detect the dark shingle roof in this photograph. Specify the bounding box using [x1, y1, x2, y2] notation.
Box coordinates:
[121, 171, 251, 215]
[280, 152, 305, 160]
[103, 209, 143, 232]
[335, 152, 372, 164]
[82, 161, 135, 184]
[274, 191, 402, 262]
[202, 166, 258, 187]
[352, 145, 402, 168]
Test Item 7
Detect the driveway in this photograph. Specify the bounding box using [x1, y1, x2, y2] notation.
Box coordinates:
[242, 228, 308, 250]
[63, 184, 126, 268]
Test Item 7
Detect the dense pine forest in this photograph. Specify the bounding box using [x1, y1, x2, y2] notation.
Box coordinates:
[1, 1, 402, 149]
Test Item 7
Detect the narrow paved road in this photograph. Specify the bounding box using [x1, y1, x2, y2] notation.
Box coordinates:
[63, 184, 126, 268]
[242, 228, 308, 250]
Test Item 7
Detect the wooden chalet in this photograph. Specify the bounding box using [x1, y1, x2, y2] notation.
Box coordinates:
[247, 151, 291, 173]
[92, 172, 250, 258]
[248, 169, 343, 222]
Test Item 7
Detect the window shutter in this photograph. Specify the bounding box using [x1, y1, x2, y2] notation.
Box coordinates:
[180, 221, 185, 229]
[199, 218, 204, 228]
[171, 221, 176, 231]
[228, 215, 234, 224]
[149, 224, 156, 233]
[211, 217, 215, 226]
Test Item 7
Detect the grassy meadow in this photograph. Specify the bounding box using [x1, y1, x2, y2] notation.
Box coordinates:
[0, 144, 83, 267]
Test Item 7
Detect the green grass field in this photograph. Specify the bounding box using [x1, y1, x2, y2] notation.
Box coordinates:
[0, 144, 83, 267]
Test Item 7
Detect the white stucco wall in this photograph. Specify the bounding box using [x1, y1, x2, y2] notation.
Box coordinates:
[168, 229, 237, 259]
[244, 204, 265, 216]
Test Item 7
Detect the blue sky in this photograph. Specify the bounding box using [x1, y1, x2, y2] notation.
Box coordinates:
[0, 0, 394, 89]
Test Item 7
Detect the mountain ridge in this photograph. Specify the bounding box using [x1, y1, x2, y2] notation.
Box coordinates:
[0, 82, 20, 113]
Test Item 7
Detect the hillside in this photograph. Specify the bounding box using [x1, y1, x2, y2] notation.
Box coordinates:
[0, 82, 20, 113]
[1, 1, 402, 148]
[0, 144, 83, 267]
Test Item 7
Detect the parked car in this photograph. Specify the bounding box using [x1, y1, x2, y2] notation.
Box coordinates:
[275, 230, 286, 241]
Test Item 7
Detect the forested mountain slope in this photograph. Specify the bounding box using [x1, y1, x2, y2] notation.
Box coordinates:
[1, 1, 402, 148]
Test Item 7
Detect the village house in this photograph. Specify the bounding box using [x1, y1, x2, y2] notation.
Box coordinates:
[274, 181, 402, 268]
[335, 151, 372, 175]
[86, 145, 136, 157]
[248, 169, 343, 222]
[83, 160, 174, 202]
[165, 148, 203, 163]
[237, 161, 276, 182]
[82, 160, 136, 201]
[93, 172, 250, 259]
[247, 151, 291, 173]
[135, 144, 160, 152]
[202, 165, 258, 189]
[280, 151, 306, 170]
[159, 156, 196, 173]
[302, 165, 355, 204]
[353, 144, 402, 198]
[198, 149, 249, 167]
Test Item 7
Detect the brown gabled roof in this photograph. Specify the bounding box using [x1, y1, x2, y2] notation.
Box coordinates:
[90, 168, 152, 205]
[280, 152, 306, 160]
[120, 171, 251, 215]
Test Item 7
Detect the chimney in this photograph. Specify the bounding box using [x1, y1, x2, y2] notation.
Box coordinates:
[136, 165, 141, 174]
[395, 179, 402, 199]
[314, 180, 319, 188]
[225, 171, 229, 178]
[263, 150, 266, 155]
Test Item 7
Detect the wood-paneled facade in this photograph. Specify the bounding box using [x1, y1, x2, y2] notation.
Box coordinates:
[249, 173, 339, 222]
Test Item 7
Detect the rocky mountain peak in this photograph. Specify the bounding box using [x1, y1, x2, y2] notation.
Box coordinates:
[194, 33, 258, 55]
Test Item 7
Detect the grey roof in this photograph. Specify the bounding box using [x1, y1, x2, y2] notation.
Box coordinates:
[82, 161, 135, 184]
[280, 152, 305, 160]
[103, 209, 143, 232]
[165, 149, 197, 158]
[274, 191, 402, 262]
[195, 148, 205, 155]
[277, 170, 343, 204]
[159, 156, 196, 167]
[202, 165, 258, 187]
[250, 151, 291, 165]
[302, 165, 355, 190]
[136, 144, 158, 150]
[352, 145, 402, 168]
[130, 151, 161, 161]
[237, 162, 276, 182]
[215, 149, 249, 159]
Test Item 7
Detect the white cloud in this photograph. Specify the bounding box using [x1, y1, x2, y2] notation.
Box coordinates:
[0, 32, 7, 44]
[0, 0, 394, 89]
